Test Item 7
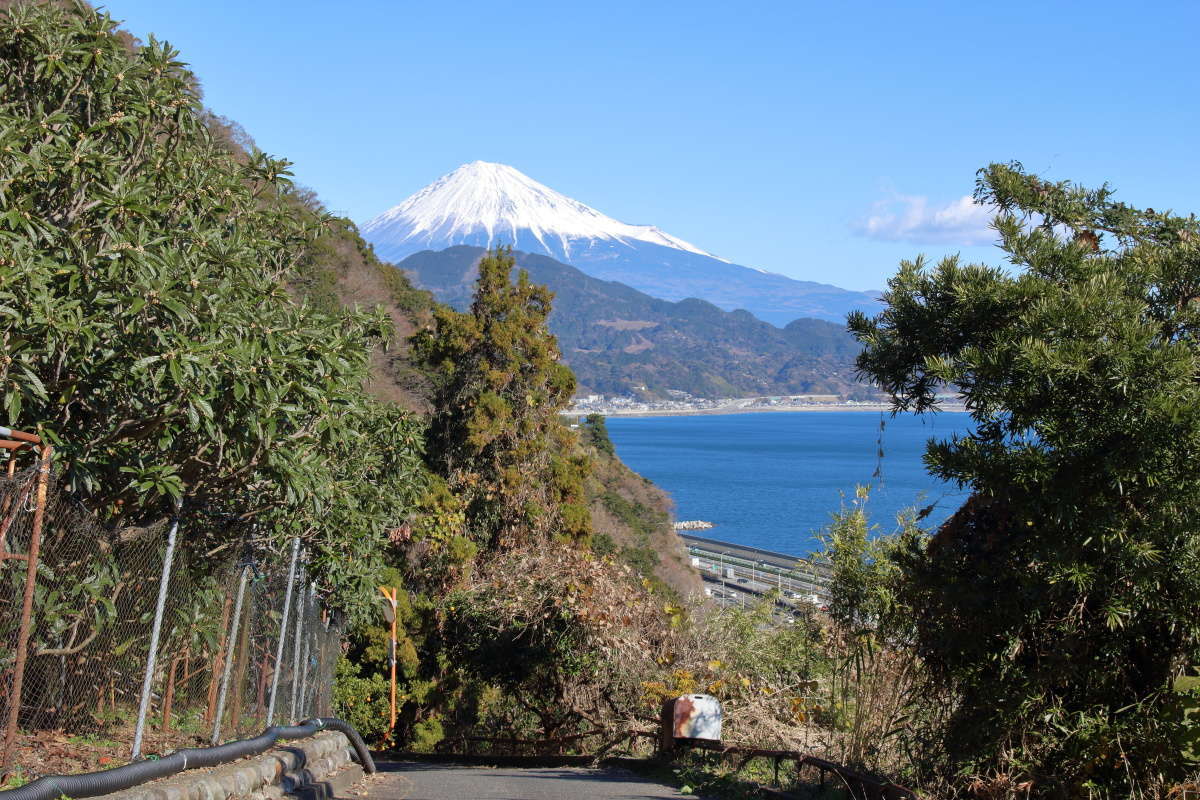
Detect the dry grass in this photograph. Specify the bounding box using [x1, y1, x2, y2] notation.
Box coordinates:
[584, 442, 703, 599]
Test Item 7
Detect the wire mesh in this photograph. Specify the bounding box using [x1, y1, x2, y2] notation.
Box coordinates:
[0, 456, 343, 779]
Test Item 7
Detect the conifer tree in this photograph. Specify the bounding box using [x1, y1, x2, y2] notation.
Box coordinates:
[417, 248, 589, 548]
[850, 163, 1200, 794]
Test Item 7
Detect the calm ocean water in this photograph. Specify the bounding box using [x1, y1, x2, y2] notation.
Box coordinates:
[605, 410, 973, 557]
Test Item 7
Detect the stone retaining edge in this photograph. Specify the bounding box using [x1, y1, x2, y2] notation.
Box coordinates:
[89, 731, 359, 800]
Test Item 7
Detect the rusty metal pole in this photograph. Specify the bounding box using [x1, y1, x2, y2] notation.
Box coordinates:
[1, 443, 51, 771]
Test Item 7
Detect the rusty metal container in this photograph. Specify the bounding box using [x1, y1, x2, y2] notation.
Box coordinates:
[671, 693, 722, 741]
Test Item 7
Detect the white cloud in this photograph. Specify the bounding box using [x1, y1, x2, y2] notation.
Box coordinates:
[857, 193, 997, 246]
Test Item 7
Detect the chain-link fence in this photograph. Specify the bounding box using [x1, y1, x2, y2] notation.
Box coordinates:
[0, 438, 343, 779]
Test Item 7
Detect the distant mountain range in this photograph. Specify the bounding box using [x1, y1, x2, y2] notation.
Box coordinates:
[397, 246, 868, 399]
[362, 162, 881, 326]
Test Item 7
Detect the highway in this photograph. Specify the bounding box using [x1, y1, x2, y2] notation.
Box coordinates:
[680, 534, 832, 620]
[679, 533, 831, 578]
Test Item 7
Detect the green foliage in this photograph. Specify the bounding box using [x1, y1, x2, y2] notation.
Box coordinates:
[590, 532, 617, 557]
[823, 488, 908, 638]
[599, 490, 662, 547]
[409, 716, 445, 753]
[442, 585, 594, 690]
[819, 496, 926, 774]
[416, 247, 590, 548]
[0, 766, 29, 790]
[580, 413, 615, 456]
[376, 260, 437, 315]
[598, 489, 663, 577]
[332, 657, 392, 743]
[849, 162, 1200, 794]
[0, 2, 426, 615]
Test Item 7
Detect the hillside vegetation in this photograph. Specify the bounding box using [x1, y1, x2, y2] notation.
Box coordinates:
[580, 414, 701, 597]
[284, 215, 698, 597]
[0, 0, 427, 604]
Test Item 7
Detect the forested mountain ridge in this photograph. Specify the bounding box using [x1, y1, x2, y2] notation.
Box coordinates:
[398, 246, 866, 398]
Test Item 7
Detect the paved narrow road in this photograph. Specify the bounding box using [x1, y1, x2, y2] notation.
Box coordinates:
[346, 761, 699, 800]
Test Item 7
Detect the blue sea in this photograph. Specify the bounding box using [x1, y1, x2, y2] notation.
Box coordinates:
[605, 411, 973, 558]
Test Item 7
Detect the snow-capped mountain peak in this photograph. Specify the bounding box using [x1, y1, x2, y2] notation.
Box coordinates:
[360, 161, 882, 326]
[361, 161, 725, 264]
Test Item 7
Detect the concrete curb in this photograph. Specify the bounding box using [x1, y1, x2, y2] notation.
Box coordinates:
[287, 764, 364, 800]
[91, 732, 363, 800]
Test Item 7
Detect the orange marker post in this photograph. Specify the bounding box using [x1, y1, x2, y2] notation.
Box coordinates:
[378, 587, 398, 736]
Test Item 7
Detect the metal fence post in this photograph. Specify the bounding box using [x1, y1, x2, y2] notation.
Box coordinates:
[288, 577, 307, 723]
[265, 537, 300, 725]
[131, 496, 183, 760]
[297, 585, 315, 721]
[1, 442, 51, 771]
[211, 564, 250, 744]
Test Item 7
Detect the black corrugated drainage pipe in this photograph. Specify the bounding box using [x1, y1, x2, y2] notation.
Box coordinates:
[0, 717, 375, 800]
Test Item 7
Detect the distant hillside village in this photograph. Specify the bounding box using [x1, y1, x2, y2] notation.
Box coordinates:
[570, 391, 877, 416]
[568, 390, 968, 416]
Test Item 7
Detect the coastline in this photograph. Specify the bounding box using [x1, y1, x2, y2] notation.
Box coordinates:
[591, 404, 893, 418]
[571, 403, 969, 418]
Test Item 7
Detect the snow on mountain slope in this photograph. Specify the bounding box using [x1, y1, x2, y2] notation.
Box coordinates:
[362, 161, 726, 264]
[360, 162, 880, 325]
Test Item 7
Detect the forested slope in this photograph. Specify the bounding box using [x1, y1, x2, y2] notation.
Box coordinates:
[278, 203, 699, 598]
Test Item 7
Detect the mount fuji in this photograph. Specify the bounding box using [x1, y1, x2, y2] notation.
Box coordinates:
[360, 162, 880, 326]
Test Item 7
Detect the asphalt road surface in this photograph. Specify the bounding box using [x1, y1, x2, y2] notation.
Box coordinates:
[346, 762, 700, 800]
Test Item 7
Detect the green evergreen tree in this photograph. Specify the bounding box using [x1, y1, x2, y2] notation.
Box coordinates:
[580, 413, 615, 456]
[416, 247, 589, 548]
[849, 163, 1200, 794]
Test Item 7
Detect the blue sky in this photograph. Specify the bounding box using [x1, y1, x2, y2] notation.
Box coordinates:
[102, 0, 1197, 291]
